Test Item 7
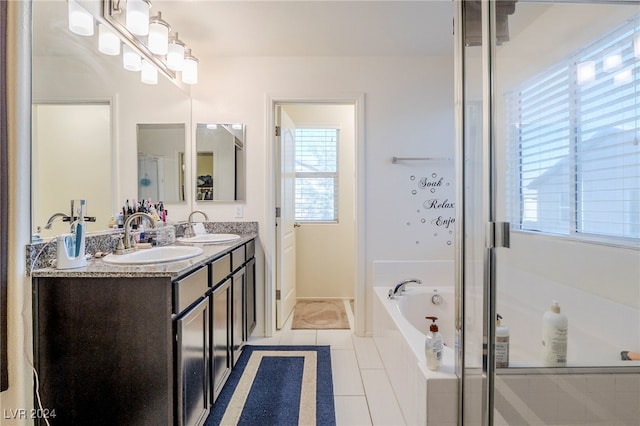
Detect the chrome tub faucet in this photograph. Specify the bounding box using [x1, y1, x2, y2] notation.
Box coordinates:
[388, 278, 422, 298]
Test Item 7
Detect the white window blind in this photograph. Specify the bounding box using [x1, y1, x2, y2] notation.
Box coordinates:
[507, 15, 640, 244]
[294, 128, 339, 222]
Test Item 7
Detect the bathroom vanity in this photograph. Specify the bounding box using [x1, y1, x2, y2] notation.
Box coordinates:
[31, 234, 257, 426]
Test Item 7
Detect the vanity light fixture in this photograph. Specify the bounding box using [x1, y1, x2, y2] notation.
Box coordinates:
[125, 0, 150, 36]
[182, 49, 199, 85]
[141, 58, 158, 84]
[167, 33, 186, 71]
[100, 0, 198, 85]
[68, 0, 94, 36]
[98, 22, 121, 55]
[122, 44, 142, 71]
[148, 11, 170, 55]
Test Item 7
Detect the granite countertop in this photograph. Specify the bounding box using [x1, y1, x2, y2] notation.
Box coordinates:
[31, 232, 257, 279]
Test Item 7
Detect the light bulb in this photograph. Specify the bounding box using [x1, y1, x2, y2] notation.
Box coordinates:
[182, 49, 198, 85]
[68, 0, 94, 36]
[167, 33, 186, 71]
[141, 59, 158, 85]
[126, 0, 150, 36]
[98, 23, 121, 56]
[123, 44, 142, 71]
[148, 12, 170, 55]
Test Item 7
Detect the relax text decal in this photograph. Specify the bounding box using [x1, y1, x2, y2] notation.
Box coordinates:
[408, 172, 455, 246]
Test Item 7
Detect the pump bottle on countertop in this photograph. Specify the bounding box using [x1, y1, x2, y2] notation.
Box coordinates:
[496, 314, 510, 368]
[542, 300, 568, 366]
[425, 316, 443, 371]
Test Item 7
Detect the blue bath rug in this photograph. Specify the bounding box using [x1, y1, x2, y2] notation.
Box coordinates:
[205, 345, 336, 426]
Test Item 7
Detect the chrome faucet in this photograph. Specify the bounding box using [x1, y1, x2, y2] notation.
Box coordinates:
[117, 212, 156, 253]
[44, 212, 70, 229]
[186, 210, 209, 237]
[388, 278, 422, 298]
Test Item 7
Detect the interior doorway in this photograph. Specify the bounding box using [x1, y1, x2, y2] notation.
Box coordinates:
[273, 101, 360, 332]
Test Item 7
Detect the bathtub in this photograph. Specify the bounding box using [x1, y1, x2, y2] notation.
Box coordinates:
[373, 286, 457, 425]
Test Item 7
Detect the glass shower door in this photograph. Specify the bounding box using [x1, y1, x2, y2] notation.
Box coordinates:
[457, 1, 640, 425]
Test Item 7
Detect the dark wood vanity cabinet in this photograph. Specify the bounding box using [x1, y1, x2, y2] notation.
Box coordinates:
[174, 266, 210, 426]
[32, 237, 257, 426]
[32, 276, 175, 426]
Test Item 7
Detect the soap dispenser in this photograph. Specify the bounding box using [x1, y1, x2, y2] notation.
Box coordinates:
[425, 316, 443, 371]
[496, 314, 510, 368]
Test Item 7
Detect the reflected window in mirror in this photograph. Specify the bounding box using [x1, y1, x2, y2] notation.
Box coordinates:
[137, 123, 186, 204]
[195, 123, 245, 202]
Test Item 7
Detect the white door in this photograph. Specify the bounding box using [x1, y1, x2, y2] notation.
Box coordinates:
[275, 106, 297, 329]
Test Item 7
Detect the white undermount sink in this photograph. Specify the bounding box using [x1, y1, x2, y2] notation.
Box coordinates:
[102, 246, 204, 265]
[176, 233, 241, 245]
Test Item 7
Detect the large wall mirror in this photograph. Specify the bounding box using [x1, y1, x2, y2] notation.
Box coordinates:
[137, 123, 186, 203]
[195, 123, 246, 202]
[32, 0, 191, 237]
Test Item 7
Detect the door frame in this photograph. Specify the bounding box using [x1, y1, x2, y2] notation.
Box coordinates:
[264, 93, 365, 336]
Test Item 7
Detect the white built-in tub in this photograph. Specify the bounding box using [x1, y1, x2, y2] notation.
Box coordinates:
[373, 286, 457, 425]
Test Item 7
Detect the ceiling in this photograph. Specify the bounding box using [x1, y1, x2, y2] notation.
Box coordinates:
[133, 0, 455, 58]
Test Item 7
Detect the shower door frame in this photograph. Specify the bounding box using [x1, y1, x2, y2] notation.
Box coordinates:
[455, 1, 640, 425]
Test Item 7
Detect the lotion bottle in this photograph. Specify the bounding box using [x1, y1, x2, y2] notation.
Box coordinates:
[495, 314, 509, 368]
[425, 316, 443, 371]
[542, 300, 568, 366]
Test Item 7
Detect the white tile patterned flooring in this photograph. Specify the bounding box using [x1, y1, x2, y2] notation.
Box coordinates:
[247, 300, 407, 426]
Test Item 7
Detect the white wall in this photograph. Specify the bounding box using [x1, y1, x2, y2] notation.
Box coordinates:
[191, 54, 455, 333]
[283, 103, 356, 300]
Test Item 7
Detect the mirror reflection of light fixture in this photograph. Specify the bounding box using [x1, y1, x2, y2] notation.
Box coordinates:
[148, 11, 170, 55]
[614, 69, 632, 85]
[98, 22, 121, 55]
[603, 52, 622, 73]
[126, 0, 150, 36]
[141, 58, 158, 84]
[577, 61, 596, 85]
[68, 0, 94, 36]
[182, 49, 199, 85]
[167, 33, 186, 71]
[122, 44, 142, 71]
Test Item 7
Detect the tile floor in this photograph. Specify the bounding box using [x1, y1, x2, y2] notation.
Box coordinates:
[247, 300, 407, 425]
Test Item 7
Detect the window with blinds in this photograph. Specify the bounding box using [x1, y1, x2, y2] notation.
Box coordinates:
[507, 15, 640, 244]
[294, 128, 339, 222]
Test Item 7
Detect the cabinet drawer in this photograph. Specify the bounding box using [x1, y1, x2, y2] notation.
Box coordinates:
[211, 254, 231, 286]
[173, 266, 208, 314]
[246, 239, 255, 259]
[231, 246, 245, 271]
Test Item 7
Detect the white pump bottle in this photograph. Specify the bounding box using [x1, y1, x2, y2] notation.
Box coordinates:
[542, 300, 568, 366]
